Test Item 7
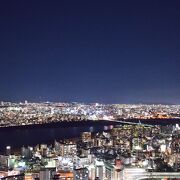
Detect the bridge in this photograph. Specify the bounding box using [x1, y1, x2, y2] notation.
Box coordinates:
[106, 119, 154, 127]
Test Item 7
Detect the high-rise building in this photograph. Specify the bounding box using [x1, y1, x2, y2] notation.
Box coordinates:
[6, 146, 11, 156]
[81, 132, 91, 142]
[74, 167, 89, 180]
[39, 168, 56, 180]
[21, 146, 33, 159]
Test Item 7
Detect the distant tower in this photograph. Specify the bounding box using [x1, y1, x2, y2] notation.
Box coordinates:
[0, 101, 4, 106]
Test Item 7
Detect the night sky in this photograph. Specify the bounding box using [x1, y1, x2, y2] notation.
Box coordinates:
[0, 0, 180, 104]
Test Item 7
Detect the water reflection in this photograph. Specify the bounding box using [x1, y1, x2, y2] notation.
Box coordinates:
[0, 125, 112, 151]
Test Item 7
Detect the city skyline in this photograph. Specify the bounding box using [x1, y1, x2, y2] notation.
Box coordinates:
[0, 1, 180, 178]
[0, 0, 180, 104]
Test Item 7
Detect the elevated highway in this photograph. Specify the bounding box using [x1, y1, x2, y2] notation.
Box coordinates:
[120, 168, 180, 180]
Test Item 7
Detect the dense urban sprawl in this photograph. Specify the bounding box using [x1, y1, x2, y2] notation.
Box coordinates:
[0, 124, 180, 179]
[0, 101, 180, 127]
